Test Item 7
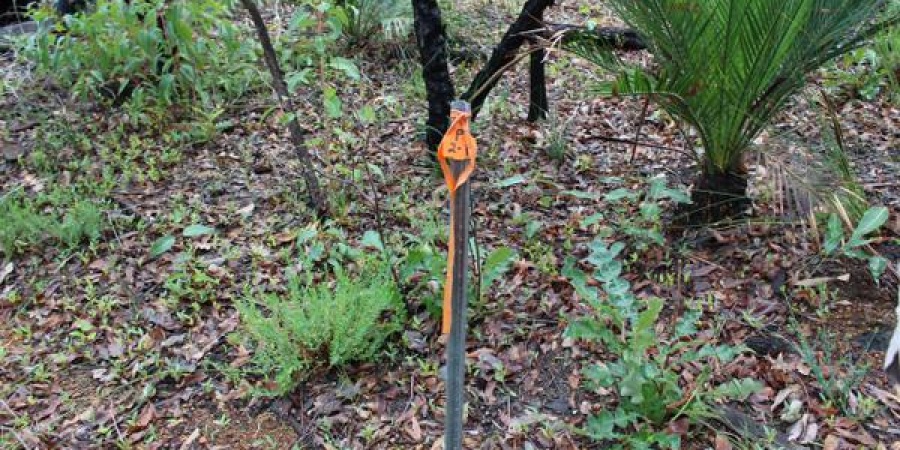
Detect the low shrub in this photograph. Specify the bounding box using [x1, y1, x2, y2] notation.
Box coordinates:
[0, 188, 105, 257]
[235, 257, 404, 395]
[21, 0, 260, 111]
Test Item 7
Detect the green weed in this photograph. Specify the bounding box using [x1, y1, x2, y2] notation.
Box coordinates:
[22, 0, 260, 116]
[565, 239, 761, 448]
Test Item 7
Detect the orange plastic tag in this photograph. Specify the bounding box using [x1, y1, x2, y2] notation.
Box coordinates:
[438, 106, 477, 334]
[437, 109, 478, 194]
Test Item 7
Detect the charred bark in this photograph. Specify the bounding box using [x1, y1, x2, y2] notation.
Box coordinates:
[410, 0, 645, 140]
[411, 0, 455, 153]
[527, 48, 547, 121]
[547, 24, 646, 51]
[675, 170, 750, 226]
[526, 6, 548, 122]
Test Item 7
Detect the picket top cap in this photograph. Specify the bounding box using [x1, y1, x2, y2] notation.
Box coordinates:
[451, 100, 471, 113]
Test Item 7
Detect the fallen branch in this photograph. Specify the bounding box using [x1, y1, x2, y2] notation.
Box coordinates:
[713, 405, 809, 450]
[542, 23, 646, 51]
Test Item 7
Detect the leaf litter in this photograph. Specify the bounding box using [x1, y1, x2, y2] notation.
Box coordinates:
[0, 1, 898, 449]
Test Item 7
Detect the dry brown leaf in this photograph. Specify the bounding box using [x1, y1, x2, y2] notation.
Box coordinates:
[714, 434, 733, 450]
[132, 403, 156, 431]
[822, 434, 840, 450]
[178, 428, 200, 450]
[406, 416, 423, 441]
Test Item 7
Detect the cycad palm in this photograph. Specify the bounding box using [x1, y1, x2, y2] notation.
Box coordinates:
[571, 0, 898, 223]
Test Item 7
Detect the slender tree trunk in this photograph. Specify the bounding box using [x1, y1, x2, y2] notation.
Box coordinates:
[526, 1, 548, 122]
[462, 0, 555, 120]
[411, 0, 455, 153]
[240, 0, 327, 216]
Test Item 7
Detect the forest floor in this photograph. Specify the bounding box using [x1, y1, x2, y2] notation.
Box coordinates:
[1, 2, 899, 449]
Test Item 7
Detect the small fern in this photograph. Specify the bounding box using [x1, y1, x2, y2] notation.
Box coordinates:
[342, 0, 413, 43]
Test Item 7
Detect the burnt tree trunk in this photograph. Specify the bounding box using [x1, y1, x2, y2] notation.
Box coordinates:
[527, 25, 646, 121]
[526, 15, 548, 121]
[410, 0, 645, 146]
[412, 0, 455, 153]
[675, 170, 750, 226]
[462, 0, 555, 120]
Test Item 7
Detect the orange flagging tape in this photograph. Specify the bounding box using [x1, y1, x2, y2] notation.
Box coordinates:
[438, 107, 477, 334]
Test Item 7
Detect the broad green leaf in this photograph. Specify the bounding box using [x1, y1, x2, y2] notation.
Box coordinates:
[580, 212, 605, 227]
[633, 298, 663, 349]
[639, 202, 662, 221]
[289, 9, 314, 30]
[562, 257, 599, 305]
[360, 230, 383, 251]
[604, 188, 639, 202]
[182, 224, 215, 237]
[868, 256, 888, 281]
[660, 187, 691, 204]
[561, 190, 600, 199]
[608, 241, 626, 258]
[583, 364, 615, 388]
[149, 235, 175, 258]
[594, 259, 623, 283]
[585, 411, 621, 439]
[648, 176, 667, 200]
[74, 318, 95, 332]
[674, 308, 702, 338]
[525, 221, 542, 239]
[295, 226, 318, 245]
[843, 247, 869, 259]
[286, 70, 311, 92]
[849, 206, 888, 243]
[495, 174, 527, 188]
[565, 318, 604, 341]
[603, 275, 631, 296]
[329, 57, 360, 80]
[481, 247, 517, 289]
[709, 378, 763, 401]
[323, 87, 342, 119]
[366, 163, 384, 178]
[356, 105, 377, 125]
[823, 214, 843, 255]
[278, 112, 297, 126]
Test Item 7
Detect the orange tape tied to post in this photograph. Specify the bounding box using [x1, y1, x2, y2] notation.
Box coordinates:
[437, 105, 477, 334]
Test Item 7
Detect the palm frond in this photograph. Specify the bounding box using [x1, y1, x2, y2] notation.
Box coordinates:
[567, 0, 899, 176]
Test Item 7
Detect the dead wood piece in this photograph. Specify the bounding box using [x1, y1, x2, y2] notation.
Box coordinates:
[714, 405, 808, 450]
[544, 24, 646, 51]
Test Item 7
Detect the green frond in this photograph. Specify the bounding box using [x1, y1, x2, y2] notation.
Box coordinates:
[569, 0, 899, 175]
